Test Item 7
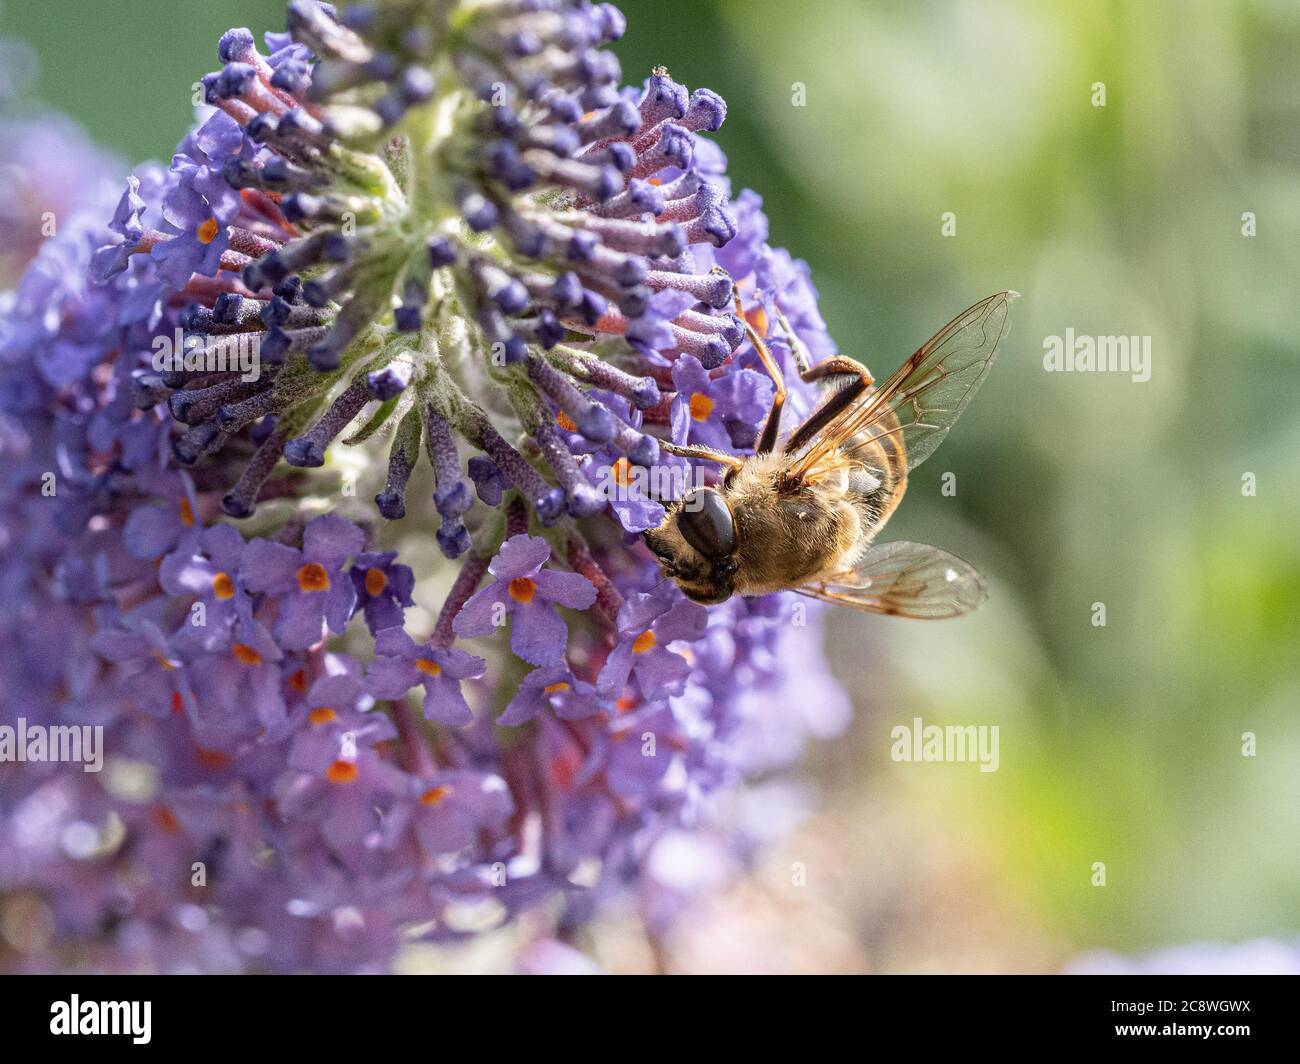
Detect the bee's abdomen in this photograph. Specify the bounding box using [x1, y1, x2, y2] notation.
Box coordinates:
[847, 418, 907, 534]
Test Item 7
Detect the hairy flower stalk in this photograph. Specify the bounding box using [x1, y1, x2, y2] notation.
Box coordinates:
[0, 0, 853, 973]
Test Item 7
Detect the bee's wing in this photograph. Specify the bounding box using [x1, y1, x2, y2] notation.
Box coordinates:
[796, 540, 987, 618]
[789, 291, 1016, 482]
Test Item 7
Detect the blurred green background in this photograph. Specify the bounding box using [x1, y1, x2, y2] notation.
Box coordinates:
[4, 0, 1298, 972]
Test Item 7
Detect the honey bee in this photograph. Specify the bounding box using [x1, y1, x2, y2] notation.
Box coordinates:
[643, 289, 1016, 617]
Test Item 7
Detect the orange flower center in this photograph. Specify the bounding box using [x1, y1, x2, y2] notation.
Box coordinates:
[179, 497, 195, 527]
[508, 577, 537, 603]
[326, 760, 357, 784]
[195, 747, 232, 771]
[153, 650, 176, 672]
[308, 707, 337, 726]
[197, 217, 220, 244]
[616, 695, 637, 714]
[689, 392, 715, 421]
[611, 457, 635, 487]
[212, 571, 235, 600]
[543, 681, 571, 695]
[746, 305, 769, 337]
[420, 785, 451, 806]
[415, 657, 442, 677]
[152, 806, 180, 834]
[363, 567, 388, 596]
[288, 668, 309, 692]
[556, 410, 577, 432]
[297, 562, 330, 592]
[232, 643, 262, 667]
[631, 630, 657, 654]
[170, 691, 185, 716]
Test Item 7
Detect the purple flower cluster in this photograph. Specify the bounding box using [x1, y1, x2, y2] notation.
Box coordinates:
[0, 1, 852, 973]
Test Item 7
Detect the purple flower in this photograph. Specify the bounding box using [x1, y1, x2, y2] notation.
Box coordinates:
[598, 582, 708, 697]
[453, 535, 596, 666]
[381, 770, 514, 859]
[150, 113, 248, 287]
[239, 514, 363, 650]
[366, 628, 486, 726]
[120, 473, 202, 560]
[184, 615, 286, 743]
[90, 175, 147, 282]
[349, 551, 415, 633]
[0, 2, 863, 975]
[275, 738, 408, 861]
[159, 522, 258, 652]
[283, 673, 392, 769]
[499, 664, 610, 726]
[669, 353, 773, 455]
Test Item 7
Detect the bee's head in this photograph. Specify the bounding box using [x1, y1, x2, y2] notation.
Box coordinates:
[643, 487, 738, 605]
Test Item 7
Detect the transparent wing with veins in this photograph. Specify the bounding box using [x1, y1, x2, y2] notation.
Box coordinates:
[789, 291, 1016, 482]
[797, 540, 987, 619]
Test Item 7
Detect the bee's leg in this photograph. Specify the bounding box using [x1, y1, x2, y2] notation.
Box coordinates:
[734, 285, 787, 454]
[782, 359, 876, 454]
[770, 301, 873, 391]
[770, 304, 812, 376]
[659, 440, 746, 472]
[799, 356, 874, 389]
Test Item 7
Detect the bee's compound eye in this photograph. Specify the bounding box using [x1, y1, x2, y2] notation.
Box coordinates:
[678, 488, 735, 561]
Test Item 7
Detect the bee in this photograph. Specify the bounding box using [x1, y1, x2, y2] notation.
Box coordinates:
[643, 289, 1016, 617]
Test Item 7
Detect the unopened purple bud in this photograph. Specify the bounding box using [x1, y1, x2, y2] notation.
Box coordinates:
[402, 66, 435, 103]
[132, 375, 169, 409]
[436, 521, 472, 559]
[592, 164, 622, 202]
[273, 276, 303, 303]
[365, 52, 401, 80]
[492, 277, 528, 314]
[550, 272, 584, 309]
[576, 403, 616, 444]
[375, 489, 406, 520]
[566, 229, 598, 262]
[216, 62, 257, 99]
[630, 376, 661, 409]
[435, 481, 472, 520]
[502, 335, 527, 363]
[594, 3, 626, 40]
[685, 88, 727, 132]
[694, 207, 738, 248]
[251, 415, 278, 444]
[271, 58, 311, 94]
[616, 286, 649, 318]
[468, 455, 505, 506]
[261, 295, 293, 326]
[246, 113, 279, 143]
[368, 360, 412, 399]
[626, 432, 660, 467]
[576, 291, 607, 325]
[535, 309, 565, 349]
[510, 30, 543, 56]
[694, 335, 730, 369]
[427, 236, 456, 267]
[284, 436, 325, 467]
[218, 27, 256, 63]
[460, 190, 498, 232]
[323, 234, 352, 262]
[536, 486, 567, 525]
[567, 483, 608, 518]
[616, 256, 651, 286]
[394, 305, 421, 331]
[209, 292, 240, 325]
